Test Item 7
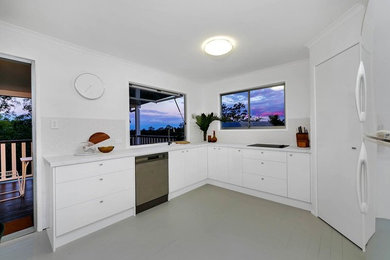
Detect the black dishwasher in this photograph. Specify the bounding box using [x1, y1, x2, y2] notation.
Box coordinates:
[135, 153, 168, 214]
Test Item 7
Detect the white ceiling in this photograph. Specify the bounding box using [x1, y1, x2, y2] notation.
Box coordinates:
[0, 0, 360, 83]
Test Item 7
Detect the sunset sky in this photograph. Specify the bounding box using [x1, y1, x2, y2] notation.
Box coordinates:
[130, 97, 185, 130]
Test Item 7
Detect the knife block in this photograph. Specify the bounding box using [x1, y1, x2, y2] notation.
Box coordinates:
[296, 133, 310, 148]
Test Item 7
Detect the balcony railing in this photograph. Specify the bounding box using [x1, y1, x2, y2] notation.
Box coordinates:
[130, 135, 177, 145]
[0, 139, 33, 183]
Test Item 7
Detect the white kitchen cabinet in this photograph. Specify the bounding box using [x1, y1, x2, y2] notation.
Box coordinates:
[287, 152, 311, 202]
[169, 149, 187, 192]
[242, 173, 287, 197]
[47, 156, 135, 251]
[243, 158, 287, 179]
[242, 149, 287, 196]
[169, 147, 208, 193]
[208, 147, 243, 186]
[208, 146, 229, 182]
[227, 148, 243, 186]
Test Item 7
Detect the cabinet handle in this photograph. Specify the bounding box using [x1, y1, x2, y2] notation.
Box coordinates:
[99, 200, 104, 203]
[238, 150, 241, 152]
[261, 152, 264, 154]
[289, 154, 293, 157]
[99, 178, 103, 181]
[355, 61, 367, 122]
[99, 163, 104, 166]
[261, 178, 264, 181]
[357, 143, 369, 213]
[261, 162, 264, 165]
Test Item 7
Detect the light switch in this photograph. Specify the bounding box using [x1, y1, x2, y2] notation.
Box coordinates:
[51, 119, 59, 129]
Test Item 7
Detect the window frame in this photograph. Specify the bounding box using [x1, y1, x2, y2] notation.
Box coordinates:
[219, 82, 286, 130]
[129, 82, 187, 146]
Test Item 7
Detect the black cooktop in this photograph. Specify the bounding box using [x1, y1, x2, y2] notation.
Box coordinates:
[247, 144, 289, 149]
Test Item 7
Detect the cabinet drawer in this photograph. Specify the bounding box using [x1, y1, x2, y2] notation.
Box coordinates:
[56, 189, 132, 236]
[243, 158, 287, 179]
[242, 173, 287, 197]
[243, 149, 286, 162]
[56, 170, 133, 209]
[56, 157, 134, 184]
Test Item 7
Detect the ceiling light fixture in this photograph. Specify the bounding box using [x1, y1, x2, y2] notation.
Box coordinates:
[202, 36, 235, 56]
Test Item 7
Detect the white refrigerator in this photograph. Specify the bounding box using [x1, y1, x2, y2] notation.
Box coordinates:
[316, 1, 376, 251]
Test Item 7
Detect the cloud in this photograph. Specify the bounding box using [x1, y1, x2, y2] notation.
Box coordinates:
[130, 96, 185, 129]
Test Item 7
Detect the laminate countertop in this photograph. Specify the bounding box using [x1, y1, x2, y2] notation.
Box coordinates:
[44, 142, 311, 167]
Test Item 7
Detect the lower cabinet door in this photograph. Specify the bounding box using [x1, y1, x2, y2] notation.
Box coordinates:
[242, 173, 287, 197]
[56, 189, 132, 236]
[287, 153, 311, 202]
[228, 148, 243, 186]
[168, 150, 186, 193]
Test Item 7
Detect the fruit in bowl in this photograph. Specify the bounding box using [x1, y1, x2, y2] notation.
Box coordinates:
[98, 146, 115, 153]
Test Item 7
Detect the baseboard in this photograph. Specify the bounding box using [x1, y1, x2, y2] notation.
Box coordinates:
[168, 180, 207, 200]
[207, 179, 312, 211]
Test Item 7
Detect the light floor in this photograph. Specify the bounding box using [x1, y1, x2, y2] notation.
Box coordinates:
[0, 185, 368, 260]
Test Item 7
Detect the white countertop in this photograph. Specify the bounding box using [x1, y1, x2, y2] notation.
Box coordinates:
[44, 142, 311, 167]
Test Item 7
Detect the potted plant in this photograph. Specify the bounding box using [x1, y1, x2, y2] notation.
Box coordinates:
[195, 113, 223, 141]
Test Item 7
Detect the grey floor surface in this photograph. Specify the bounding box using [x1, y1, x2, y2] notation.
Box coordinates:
[0, 184, 376, 260]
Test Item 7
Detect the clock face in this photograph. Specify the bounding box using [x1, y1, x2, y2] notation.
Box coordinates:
[74, 73, 105, 100]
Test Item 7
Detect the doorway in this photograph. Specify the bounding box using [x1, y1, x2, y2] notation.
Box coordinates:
[0, 55, 35, 241]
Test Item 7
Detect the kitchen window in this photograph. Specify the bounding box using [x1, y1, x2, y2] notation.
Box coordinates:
[220, 83, 286, 129]
[129, 84, 186, 145]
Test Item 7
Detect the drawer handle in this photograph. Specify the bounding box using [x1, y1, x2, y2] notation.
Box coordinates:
[99, 200, 104, 204]
[238, 150, 241, 152]
[99, 163, 104, 166]
[289, 154, 293, 157]
[261, 162, 264, 165]
[99, 178, 103, 181]
[261, 178, 264, 181]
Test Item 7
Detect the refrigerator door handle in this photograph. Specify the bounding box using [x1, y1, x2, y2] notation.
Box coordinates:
[355, 61, 367, 122]
[356, 143, 368, 213]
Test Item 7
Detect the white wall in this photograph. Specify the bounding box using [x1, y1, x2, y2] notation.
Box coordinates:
[202, 59, 310, 145]
[373, 0, 390, 220]
[0, 21, 204, 230]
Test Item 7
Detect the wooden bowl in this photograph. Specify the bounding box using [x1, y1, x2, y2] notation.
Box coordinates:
[98, 146, 114, 153]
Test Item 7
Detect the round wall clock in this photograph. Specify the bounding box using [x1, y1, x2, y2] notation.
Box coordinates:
[74, 73, 105, 100]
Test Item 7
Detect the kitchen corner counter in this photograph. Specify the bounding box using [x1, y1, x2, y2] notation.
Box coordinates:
[44, 142, 310, 167]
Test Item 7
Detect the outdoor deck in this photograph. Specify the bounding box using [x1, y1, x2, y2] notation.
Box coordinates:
[0, 178, 33, 235]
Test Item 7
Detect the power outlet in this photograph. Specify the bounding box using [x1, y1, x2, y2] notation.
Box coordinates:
[50, 120, 59, 129]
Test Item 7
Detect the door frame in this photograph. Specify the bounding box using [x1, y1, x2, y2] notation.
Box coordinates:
[0, 52, 37, 235]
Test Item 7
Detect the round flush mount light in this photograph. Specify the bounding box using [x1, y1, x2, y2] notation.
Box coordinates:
[202, 36, 235, 56]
